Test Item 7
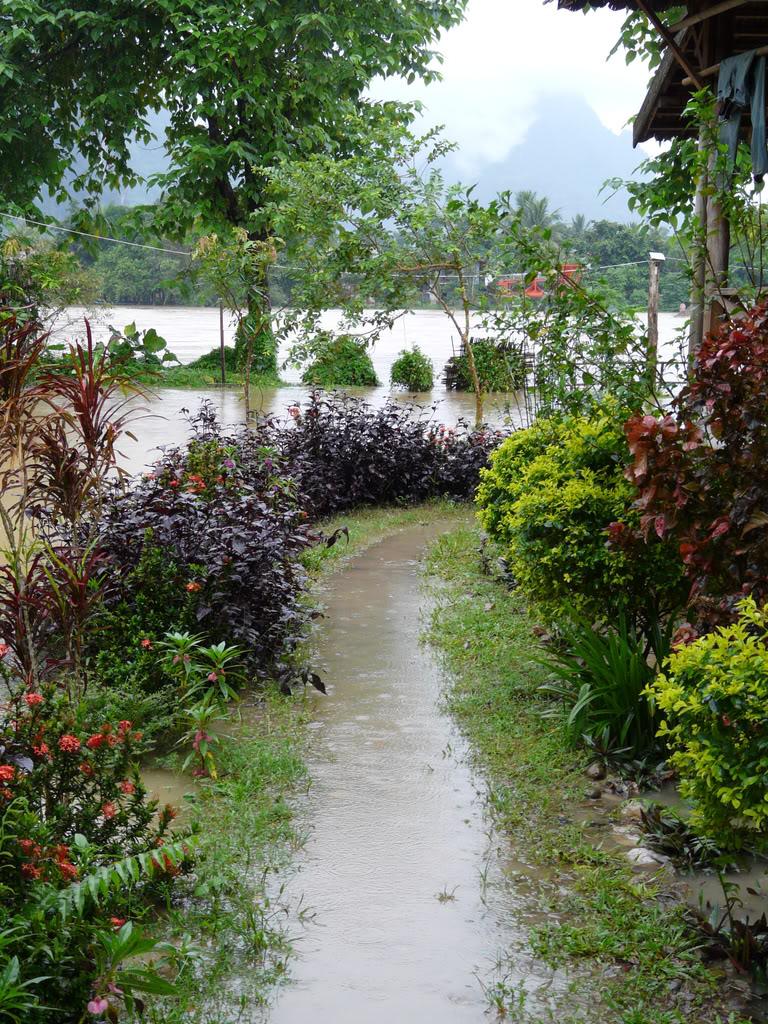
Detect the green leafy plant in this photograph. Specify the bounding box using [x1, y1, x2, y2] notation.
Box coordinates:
[648, 598, 768, 849]
[443, 339, 525, 393]
[476, 409, 685, 630]
[638, 804, 723, 870]
[390, 346, 434, 391]
[301, 333, 379, 387]
[539, 611, 661, 759]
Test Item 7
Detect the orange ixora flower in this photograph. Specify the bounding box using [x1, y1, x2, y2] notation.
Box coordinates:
[185, 581, 202, 592]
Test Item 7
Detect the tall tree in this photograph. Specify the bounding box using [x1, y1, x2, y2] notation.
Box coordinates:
[514, 190, 563, 237]
[0, 0, 466, 375]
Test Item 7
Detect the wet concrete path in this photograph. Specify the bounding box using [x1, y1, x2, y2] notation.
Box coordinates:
[266, 523, 535, 1023]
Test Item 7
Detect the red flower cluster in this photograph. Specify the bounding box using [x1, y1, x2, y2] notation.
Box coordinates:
[0, 765, 15, 782]
[58, 734, 81, 754]
[19, 838, 78, 882]
[24, 692, 43, 707]
[185, 472, 207, 495]
[185, 581, 202, 593]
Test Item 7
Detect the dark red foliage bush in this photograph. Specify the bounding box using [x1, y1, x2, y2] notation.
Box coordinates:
[249, 391, 506, 518]
[625, 304, 768, 627]
[98, 426, 315, 673]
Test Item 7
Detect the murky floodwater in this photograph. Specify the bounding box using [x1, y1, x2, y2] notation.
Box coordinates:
[54, 303, 690, 477]
[263, 524, 554, 1023]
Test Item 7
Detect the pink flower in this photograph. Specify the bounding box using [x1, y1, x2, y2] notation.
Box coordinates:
[140, 638, 152, 649]
[119, 781, 135, 795]
[101, 802, 117, 820]
[24, 692, 43, 707]
[87, 997, 109, 1016]
[207, 671, 218, 682]
[0, 643, 10, 657]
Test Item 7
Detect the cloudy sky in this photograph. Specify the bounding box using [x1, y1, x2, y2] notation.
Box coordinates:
[373, 0, 656, 176]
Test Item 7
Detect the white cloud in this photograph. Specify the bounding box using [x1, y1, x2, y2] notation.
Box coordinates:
[371, 0, 656, 174]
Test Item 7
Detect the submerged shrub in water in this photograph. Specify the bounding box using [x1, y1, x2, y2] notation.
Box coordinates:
[390, 346, 434, 391]
[301, 333, 379, 387]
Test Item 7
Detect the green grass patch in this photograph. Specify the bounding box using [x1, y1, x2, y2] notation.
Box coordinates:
[152, 689, 308, 1022]
[424, 523, 752, 1024]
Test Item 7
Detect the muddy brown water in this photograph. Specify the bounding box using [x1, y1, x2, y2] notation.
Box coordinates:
[262, 523, 557, 1022]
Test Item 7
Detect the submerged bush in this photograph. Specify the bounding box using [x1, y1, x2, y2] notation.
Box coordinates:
[443, 339, 525, 392]
[649, 598, 768, 849]
[301, 333, 379, 387]
[477, 409, 685, 628]
[390, 346, 434, 391]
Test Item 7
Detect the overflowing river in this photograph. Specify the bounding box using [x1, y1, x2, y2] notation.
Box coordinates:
[51, 304, 689, 475]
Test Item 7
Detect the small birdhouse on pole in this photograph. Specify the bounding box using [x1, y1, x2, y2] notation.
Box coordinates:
[549, 0, 768, 359]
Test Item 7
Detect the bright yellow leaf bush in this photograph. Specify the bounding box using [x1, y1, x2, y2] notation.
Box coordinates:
[649, 598, 768, 848]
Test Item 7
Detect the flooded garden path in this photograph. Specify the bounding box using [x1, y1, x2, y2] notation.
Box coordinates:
[265, 522, 543, 1022]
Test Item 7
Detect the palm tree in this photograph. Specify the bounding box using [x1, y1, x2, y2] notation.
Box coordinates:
[514, 190, 564, 238]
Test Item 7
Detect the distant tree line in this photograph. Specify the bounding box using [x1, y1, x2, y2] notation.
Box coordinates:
[28, 193, 692, 312]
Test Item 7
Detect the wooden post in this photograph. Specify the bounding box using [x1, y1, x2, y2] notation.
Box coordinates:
[704, 143, 731, 339]
[219, 302, 226, 386]
[647, 252, 665, 383]
[689, 129, 709, 363]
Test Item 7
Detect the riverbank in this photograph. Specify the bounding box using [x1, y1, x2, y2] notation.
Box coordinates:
[424, 523, 759, 1023]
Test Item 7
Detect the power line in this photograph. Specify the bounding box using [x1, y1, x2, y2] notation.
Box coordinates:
[0, 212, 190, 257]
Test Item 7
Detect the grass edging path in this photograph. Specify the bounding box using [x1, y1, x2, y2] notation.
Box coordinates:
[150, 501, 469, 1022]
[424, 522, 754, 1024]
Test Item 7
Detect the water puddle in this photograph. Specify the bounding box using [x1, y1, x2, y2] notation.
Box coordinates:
[261, 523, 559, 1023]
[141, 764, 196, 824]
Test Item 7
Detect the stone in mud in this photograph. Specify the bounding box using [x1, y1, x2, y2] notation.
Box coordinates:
[619, 800, 645, 823]
[586, 786, 603, 800]
[585, 761, 606, 781]
[626, 846, 670, 867]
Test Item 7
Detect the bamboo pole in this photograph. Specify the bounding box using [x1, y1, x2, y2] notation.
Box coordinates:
[219, 302, 226, 386]
[647, 252, 664, 381]
[689, 130, 709, 362]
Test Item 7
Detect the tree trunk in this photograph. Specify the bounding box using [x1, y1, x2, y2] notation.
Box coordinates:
[463, 336, 484, 426]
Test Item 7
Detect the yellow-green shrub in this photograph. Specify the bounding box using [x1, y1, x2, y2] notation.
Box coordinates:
[649, 598, 768, 848]
[476, 410, 683, 625]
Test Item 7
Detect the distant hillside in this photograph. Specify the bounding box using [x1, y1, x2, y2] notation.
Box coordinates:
[40, 96, 643, 222]
[439, 94, 644, 222]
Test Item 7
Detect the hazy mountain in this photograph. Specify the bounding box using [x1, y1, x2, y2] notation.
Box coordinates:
[439, 93, 644, 222]
[40, 96, 642, 223]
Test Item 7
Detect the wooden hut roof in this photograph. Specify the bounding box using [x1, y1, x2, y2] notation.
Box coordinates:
[553, 2, 680, 10]
[552, 1, 768, 146]
[633, 2, 768, 144]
